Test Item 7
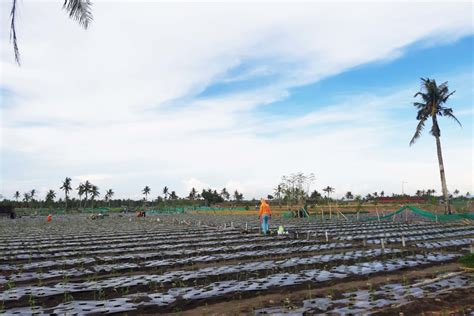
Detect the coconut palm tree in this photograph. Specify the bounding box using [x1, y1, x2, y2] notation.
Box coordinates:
[9, 0, 93, 65]
[162, 186, 169, 200]
[104, 189, 114, 207]
[188, 187, 197, 200]
[77, 183, 85, 208]
[22, 192, 31, 208]
[142, 186, 151, 204]
[14, 191, 20, 202]
[410, 78, 461, 214]
[322, 186, 335, 200]
[83, 180, 92, 208]
[170, 191, 178, 200]
[220, 188, 230, 201]
[90, 185, 100, 208]
[60, 177, 72, 210]
[45, 190, 56, 208]
[30, 189, 36, 201]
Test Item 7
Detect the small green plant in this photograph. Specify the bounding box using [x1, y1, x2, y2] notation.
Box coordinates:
[6, 279, 15, 290]
[121, 286, 130, 296]
[458, 253, 474, 268]
[28, 294, 36, 309]
[63, 291, 74, 303]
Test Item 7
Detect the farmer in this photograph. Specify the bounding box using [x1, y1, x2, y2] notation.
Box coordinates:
[259, 198, 272, 234]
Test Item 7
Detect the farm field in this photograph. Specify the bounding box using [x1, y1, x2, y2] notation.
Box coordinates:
[0, 214, 473, 315]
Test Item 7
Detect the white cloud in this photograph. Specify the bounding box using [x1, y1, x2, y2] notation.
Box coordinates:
[74, 174, 111, 183]
[0, 2, 472, 199]
[182, 178, 209, 194]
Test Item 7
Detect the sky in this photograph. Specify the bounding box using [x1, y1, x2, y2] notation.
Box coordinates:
[0, 1, 473, 201]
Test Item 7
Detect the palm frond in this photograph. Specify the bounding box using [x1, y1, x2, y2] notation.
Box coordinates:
[442, 90, 456, 103]
[10, 0, 20, 65]
[410, 118, 426, 146]
[442, 108, 462, 127]
[63, 0, 93, 29]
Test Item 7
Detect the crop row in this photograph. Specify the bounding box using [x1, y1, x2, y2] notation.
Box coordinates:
[2, 252, 459, 314]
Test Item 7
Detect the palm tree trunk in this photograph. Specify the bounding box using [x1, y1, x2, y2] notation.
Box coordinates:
[65, 193, 68, 210]
[435, 135, 450, 214]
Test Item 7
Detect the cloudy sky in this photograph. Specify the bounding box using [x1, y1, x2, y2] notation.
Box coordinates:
[0, 1, 473, 200]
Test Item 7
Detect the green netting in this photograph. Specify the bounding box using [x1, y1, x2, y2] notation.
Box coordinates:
[192, 206, 248, 211]
[407, 205, 474, 221]
[359, 206, 407, 222]
[360, 205, 474, 222]
[81, 208, 109, 213]
[147, 207, 185, 214]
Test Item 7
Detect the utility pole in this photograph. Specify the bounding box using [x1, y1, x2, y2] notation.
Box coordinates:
[402, 180, 408, 196]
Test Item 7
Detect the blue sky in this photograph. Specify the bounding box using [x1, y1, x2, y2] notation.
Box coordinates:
[0, 2, 472, 200]
[199, 35, 473, 119]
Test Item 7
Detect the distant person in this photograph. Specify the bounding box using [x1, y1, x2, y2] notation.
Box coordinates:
[47, 214, 52, 222]
[259, 198, 272, 235]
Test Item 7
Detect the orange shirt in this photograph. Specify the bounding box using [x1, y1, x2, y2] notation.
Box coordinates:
[259, 202, 271, 217]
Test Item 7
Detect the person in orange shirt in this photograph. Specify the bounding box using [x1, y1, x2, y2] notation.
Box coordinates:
[47, 214, 52, 222]
[259, 198, 271, 234]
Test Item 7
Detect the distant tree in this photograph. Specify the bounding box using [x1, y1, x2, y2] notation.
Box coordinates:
[82, 180, 92, 207]
[90, 185, 100, 208]
[267, 194, 274, 200]
[60, 177, 72, 210]
[142, 186, 151, 202]
[345, 191, 353, 200]
[202, 189, 224, 206]
[188, 187, 197, 200]
[410, 78, 461, 214]
[77, 183, 85, 208]
[23, 192, 31, 207]
[380, 191, 385, 197]
[14, 191, 20, 202]
[104, 189, 114, 207]
[163, 186, 169, 200]
[220, 188, 230, 201]
[322, 186, 335, 202]
[170, 191, 178, 200]
[279, 173, 314, 205]
[30, 189, 36, 201]
[453, 189, 459, 196]
[233, 190, 243, 202]
[273, 184, 283, 206]
[45, 190, 56, 207]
